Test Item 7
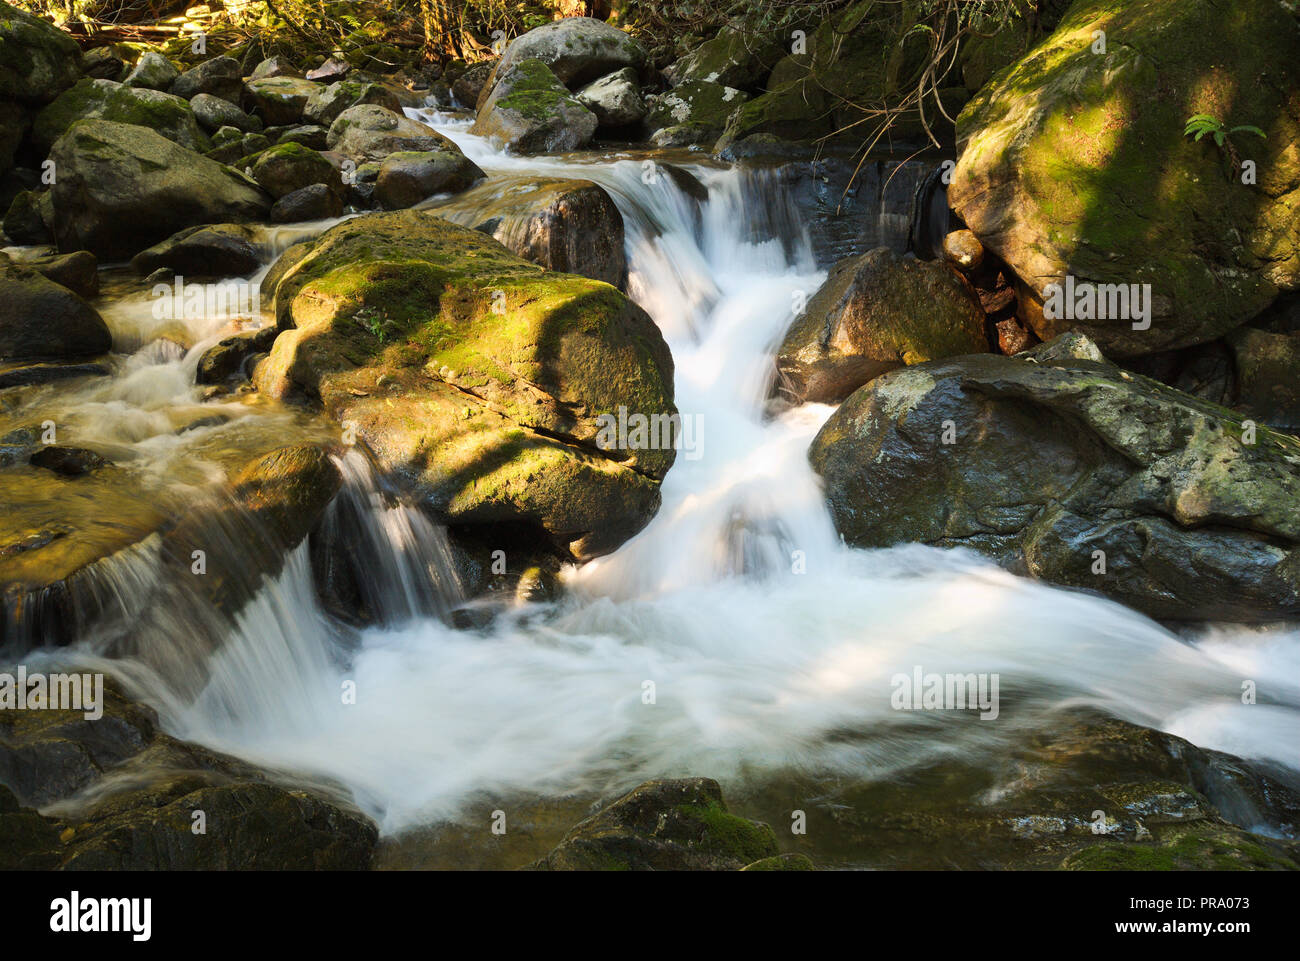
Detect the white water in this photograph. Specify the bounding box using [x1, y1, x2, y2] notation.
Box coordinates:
[49, 110, 1300, 833]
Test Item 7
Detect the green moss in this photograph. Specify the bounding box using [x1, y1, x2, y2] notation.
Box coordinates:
[679, 801, 780, 863]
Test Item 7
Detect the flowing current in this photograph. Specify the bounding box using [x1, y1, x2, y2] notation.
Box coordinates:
[35, 110, 1300, 836]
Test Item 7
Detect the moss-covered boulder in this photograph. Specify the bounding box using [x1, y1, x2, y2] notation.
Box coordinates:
[190, 92, 261, 134]
[0, 0, 82, 105]
[243, 75, 322, 126]
[777, 247, 988, 404]
[949, 0, 1300, 356]
[326, 103, 457, 164]
[253, 210, 676, 560]
[33, 78, 210, 154]
[303, 79, 402, 128]
[375, 149, 485, 210]
[248, 141, 341, 200]
[644, 79, 749, 149]
[477, 16, 648, 111]
[665, 25, 785, 92]
[0, 261, 110, 360]
[48, 120, 270, 259]
[471, 59, 598, 156]
[809, 333, 1300, 620]
[123, 50, 179, 91]
[531, 778, 781, 870]
[427, 175, 627, 290]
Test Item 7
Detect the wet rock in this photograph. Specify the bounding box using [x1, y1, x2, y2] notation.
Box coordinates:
[196, 325, 278, 384]
[130, 223, 265, 279]
[0, 263, 111, 360]
[1226, 327, 1300, 434]
[272, 123, 329, 150]
[374, 149, 485, 210]
[531, 778, 780, 871]
[123, 50, 179, 91]
[303, 79, 402, 128]
[809, 333, 1300, 620]
[471, 59, 598, 155]
[48, 121, 270, 260]
[270, 182, 344, 222]
[949, 0, 1300, 356]
[32, 78, 210, 153]
[254, 210, 675, 560]
[430, 175, 627, 290]
[776, 247, 988, 405]
[326, 104, 458, 164]
[29, 446, 108, 477]
[170, 55, 243, 103]
[576, 67, 645, 128]
[28, 250, 98, 298]
[190, 92, 261, 133]
[248, 141, 341, 199]
[741, 853, 816, 871]
[0, 361, 108, 389]
[243, 75, 322, 126]
[0, 1, 83, 105]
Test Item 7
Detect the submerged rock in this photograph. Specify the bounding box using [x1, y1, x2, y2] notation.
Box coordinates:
[254, 210, 675, 561]
[949, 0, 1300, 356]
[776, 247, 988, 405]
[809, 333, 1300, 621]
[48, 120, 270, 260]
[531, 778, 780, 871]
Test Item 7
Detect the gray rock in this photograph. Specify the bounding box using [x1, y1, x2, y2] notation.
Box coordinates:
[130, 223, 265, 278]
[191, 92, 262, 133]
[0, 262, 111, 360]
[326, 104, 459, 164]
[576, 67, 646, 128]
[470, 59, 597, 155]
[170, 55, 243, 103]
[0, 1, 83, 105]
[270, 182, 344, 222]
[375, 149, 485, 209]
[123, 51, 179, 91]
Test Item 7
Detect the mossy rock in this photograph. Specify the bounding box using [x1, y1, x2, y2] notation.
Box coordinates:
[950, 0, 1300, 356]
[1062, 824, 1299, 871]
[532, 778, 781, 870]
[253, 210, 676, 560]
[243, 75, 323, 126]
[33, 78, 211, 154]
[470, 58, 598, 156]
[644, 79, 749, 148]
[248, 141, 341, 199]
[665, 25, 785, 91]
[0, 0, 83, 105]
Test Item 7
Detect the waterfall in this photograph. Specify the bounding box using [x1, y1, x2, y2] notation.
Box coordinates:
[19, 109, 1299, 837]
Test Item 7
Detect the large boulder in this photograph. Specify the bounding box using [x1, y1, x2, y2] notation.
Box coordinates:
[374, 149, 485, 210]
[248, 141, 341, 200]
[949, 0, 1300, 356]
[477, 16, 647, 109]
[531, 779, 781, 871]
[0, 1, 82, 105]
[809, 333, 1300, 621]
[123, 50, 179, 91]
[665, 26, 784, 91]
[429, 175, 627, 290]
[190, 92, 261, 133]
[644, 79, 750, 149]
[0, 262, 111, 360]
[451, 58, 496, 109]
[48, 120, 271, 260]
[777, 247, 987, 404]
[32, 78, 209, 153]
[253, 210, 676, 560]
[470, 59, 597, 155]
[575, 67, 645, 128]
[326, 104, 458, 164]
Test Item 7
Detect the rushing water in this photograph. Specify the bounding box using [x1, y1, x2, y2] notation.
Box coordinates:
[12, 108, 1300, 839]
